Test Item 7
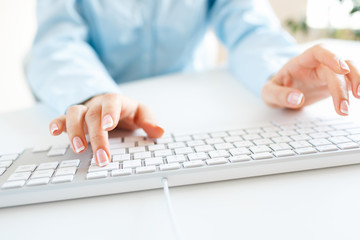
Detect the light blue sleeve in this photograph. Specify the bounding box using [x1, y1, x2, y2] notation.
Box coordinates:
[209, 0, 300, 96]
[27, 0, 120, 114]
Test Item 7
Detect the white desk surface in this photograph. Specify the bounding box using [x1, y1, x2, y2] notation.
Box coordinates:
[2, 63, 360, 239]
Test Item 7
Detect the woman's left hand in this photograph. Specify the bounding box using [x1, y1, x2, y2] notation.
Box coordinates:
[261, 44, 360, 115]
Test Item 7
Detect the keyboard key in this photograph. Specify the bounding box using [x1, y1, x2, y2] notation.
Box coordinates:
[183, 160, 205, 168]
[349, 134, 360, 142]
[156, 137, 174, 144]
[0, 148, 24, 156]
[37, 162, 59, 170]
[0, 161, 12, 168]
[148, 144, 166, 151]
[174, 147, 193, 155]
[328, 137, 352, 144]
[15, 164, 37, 173]
[160, 163, 181, 171]
[110, 142, 135, 149]
[229, 155, 251, 163]
[309, 139, 331, 146]
[289, 141, 312, 149]
[111, 148, 126, 155]
[337, 142, 359, 150]
[210, 132, 228, 138]
[260, 132, 280, 138]
[145, 157, 163, 166]
[192, 133, 210, 140]
[290, 134, 311, 141]
[316, 145, 338, 152]
[228, 129, 245, 136]
[136, 166, 156, 174]
[0, 167, 5, 176]
[154, 149, 173, 157]
[186, 140, 205, 147]
[205, 138, 224, 145]
[214, 143, 234, 150]
[8, 172, 31, 181]
[168, 142, 186, 149]
[224, 136, 242, 143]
[270, 143, 292, 151]
[250, 146, 271, 154]
[0, 154, 19, 161]
[27, 177, 50, 186]
[51, 143, 69, 149]
[113, 154, 130, 162]
[296, 128, 315, 134]
[166, 155, 186, 163]
[279, 130, 297, 136]
[243, 134, 261, 140]
[273, 150, 296, 157]
[187, 152, 208, 161]
[209, 150, 230, 158]
[206, 157, 228, 165]
[251, 153, 273, 160]
[52, 175, 74, 184]
[123, 160, 142, 168]
[133, 151, 152, 160]
[328, 130, 348, 137]
[128, 146, 146, 154]
[233, 141, 254, 148]
[86, 171, 108, 180]
[111, 168, 132, 177]
[246, 128, 263, 134]
[31, 169, 54, 179]
[88, 162, 119, 173]
[32, 145, 50, 153]
[174, 135, 192, 142]
[47, 148, 67, 157]
[59, 159, 80, 168]
[194, 145, 214, 152]
[272, 136, 292, 143]
[229, 147, 251, 156]
[309, 132, 330, 139]
[2, 180, 26, 189]
[294, 147, 317, 155]
[253, 138, 273, 146]
[55, 167, 77, 176]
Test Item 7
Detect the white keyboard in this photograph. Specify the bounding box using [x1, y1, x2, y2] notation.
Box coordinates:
[1, 117, 360, 208]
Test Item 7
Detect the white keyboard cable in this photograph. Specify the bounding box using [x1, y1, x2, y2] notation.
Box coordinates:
[161, 177, 183, 240]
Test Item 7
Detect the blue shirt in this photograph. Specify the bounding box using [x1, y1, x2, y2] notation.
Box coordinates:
[27, 0, 297, 114]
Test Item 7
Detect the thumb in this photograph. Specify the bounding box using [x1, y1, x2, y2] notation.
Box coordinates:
[135, 104, 165, 138]
[261, 80, 305, 109]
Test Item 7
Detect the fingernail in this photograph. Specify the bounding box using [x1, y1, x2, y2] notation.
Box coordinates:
[50, 123, 59, 134]
[96, 149, 109, 167]
[72, 136, 85, 153]
[357, 85, 360, 97]
[339, 59, 350, 71]
[340, 100, 349, 115]
[102, 114, 114, 130]
[287, 92, 304, 105]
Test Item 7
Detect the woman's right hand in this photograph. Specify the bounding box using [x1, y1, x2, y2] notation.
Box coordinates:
[48, 93, 164, 166]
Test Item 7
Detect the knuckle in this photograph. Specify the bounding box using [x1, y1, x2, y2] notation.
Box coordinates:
[85, 108, 100, 122]
[103, 93, 120, 101]
[89, 133, 107, 146]
[66, 105, 87, 116]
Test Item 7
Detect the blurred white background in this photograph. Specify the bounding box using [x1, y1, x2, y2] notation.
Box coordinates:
[0, 0, 352, 114]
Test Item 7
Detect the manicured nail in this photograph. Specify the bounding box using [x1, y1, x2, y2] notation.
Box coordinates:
[72, 136, 85, 153]
[357, 85, 360, 97]
[96, 149, 109, 167]
[102, 114, 114, 130]
[340, 100, 349, 115]
[339, 59, 350, 71]
[50, 123, 59, 134]
[287, 92, 304, 105]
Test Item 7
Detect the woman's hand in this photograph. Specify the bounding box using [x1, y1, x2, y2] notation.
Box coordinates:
[261, 44, 360, 115]
[48, 93, 164, 166]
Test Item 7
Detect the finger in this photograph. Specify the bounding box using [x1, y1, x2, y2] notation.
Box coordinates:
[298, 44, 350, 74]
[49, 115, 66, 135]
[101, 93, 122, 131]
[134, 104, 164, 138]
[85, 104, 111, 166]
[65, 105, 88, 153]
[345, 60, 360, 98]
[316, 65, 349, 116]
[261, 80, 305, 109]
